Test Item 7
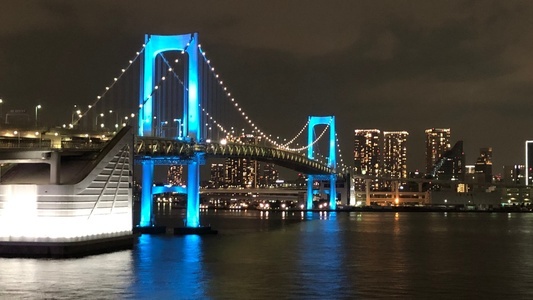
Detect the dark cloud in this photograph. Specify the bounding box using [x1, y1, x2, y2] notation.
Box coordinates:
[1, 0, 533, 173]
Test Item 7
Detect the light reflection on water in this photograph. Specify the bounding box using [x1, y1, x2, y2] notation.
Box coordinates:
[130, 234, 207, 299]
[1, 211, 533, 298]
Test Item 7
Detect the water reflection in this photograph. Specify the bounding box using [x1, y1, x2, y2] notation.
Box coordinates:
[131, 234, 207, 299]
[0, 252, 133, 299]
[295, 211, 348, 298]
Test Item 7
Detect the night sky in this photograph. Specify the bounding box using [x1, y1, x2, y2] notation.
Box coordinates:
[2, 1, 533, 174]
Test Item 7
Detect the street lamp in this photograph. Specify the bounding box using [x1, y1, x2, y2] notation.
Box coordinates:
[71, 105, 81, 125]
[35, 104, 41, 126]
[0, 98, 3, 124]
[95, 113, 104, 130]
[109, 110, 118, 129]
[13, 130, 20, 147]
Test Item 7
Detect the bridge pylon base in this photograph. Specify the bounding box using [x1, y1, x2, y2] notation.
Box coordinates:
[133, 225, 167, 235]
[133, 225, 218, 235]
[171, 226, 218, 235]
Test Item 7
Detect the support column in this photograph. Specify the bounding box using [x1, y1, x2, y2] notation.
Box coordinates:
[49, 151, 61, 184]
[139, 160, 154, 227]
[365, 178, 371, 206]
[394, 181, 399, 202]
[307, 175, 314, 210]
[186, 155, 200, 228]
[329, 174, 336, 209]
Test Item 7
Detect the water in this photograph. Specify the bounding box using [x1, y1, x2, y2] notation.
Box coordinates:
[1, 208, 533, 299]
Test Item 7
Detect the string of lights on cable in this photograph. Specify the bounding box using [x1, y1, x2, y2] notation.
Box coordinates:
[197, 44, 317, 151]
[70, 39, 152, 127]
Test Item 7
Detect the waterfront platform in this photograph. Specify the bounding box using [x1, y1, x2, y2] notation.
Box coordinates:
[0, 235, 135, 258]
[0, 127, 136, 258]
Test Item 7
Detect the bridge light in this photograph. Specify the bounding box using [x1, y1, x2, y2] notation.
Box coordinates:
[220, 139, 227, 145]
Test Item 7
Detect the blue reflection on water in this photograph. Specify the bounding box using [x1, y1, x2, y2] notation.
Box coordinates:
[131, 234, 207, 299]
[295, 212, 347, 298]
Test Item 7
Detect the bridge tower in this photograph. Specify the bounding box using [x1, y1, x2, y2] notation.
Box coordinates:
[306, 116, 337, 210]
[138, 33, 203, 228]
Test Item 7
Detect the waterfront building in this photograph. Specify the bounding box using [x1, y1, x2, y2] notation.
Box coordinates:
[425, 128, 451, 175]
[526, 141, 533, 185]
[258, 163, 279, 187]
[475, 147, 493, 183]
[503, 165, 525, 185]
[439, 140, 465, 181]
[167, 165, 184, 185]
[354, 129, 381, 190]
[465, 164, 484, 184]
[225, 133, 260, 188]
[210, 163, 225, 188]
[382, 131, 408, 186]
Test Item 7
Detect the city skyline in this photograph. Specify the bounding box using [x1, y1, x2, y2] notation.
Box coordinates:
[2, 1, 533, 173]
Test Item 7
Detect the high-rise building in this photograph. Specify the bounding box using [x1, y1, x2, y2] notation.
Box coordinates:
[258, 163, 279, 187]
[383, 131, 408, 182]
[225, 133, 260, 188]
[425, 128, 451, 175]
[526, 141, 533, 185]
[475, 147, 493, 183]
[167, 165, 184, 185]
[354, 129, 381, 190]
[210, 163, 225, 188]
[503, 165, 525, 185]
[439, 141, 465, 181]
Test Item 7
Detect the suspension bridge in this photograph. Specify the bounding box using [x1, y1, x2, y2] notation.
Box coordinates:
[59, 33, 347, 227]
[0, 32, 353, 256]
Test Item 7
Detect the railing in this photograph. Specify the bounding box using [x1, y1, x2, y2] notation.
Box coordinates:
[0, 139, 52, 149]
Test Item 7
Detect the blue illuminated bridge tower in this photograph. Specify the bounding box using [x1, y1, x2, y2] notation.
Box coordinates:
[138, 33, 204, 230]
[307, 116, 337, 210]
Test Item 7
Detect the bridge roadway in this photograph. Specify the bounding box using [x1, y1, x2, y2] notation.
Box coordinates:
[0, 129, 336, 184]
[135, 136, 335, 175]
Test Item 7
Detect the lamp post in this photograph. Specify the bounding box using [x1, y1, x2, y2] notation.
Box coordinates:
[35, 104, 41, 126]
[109, 110, 118, 129]
[14, 130, 20, 147]
[95, 113, 104, 131]
[71, 105, 81, 126]
[0, 98, 3, 124]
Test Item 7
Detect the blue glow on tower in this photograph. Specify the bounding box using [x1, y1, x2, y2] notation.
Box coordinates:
[139, 33, 201, 228]
[307, 116, 337, 210]
[140, 160, 154, 227]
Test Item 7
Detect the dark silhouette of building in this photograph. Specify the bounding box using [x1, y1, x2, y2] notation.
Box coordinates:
[474, 147, 493, 183]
